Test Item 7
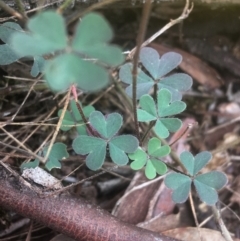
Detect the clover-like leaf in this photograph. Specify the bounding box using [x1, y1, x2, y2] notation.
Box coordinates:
[11, 11, 67, 56]
[73, 111, 139, 170]
[137, 89, 185, 138]
[165, 151, 228, 205]
[193, 171, 227, 205]
[180, 151, 212, 176]
[7, 12, 123, 93]
[21, 143, 69, 171]
[89, 111, 122, 139]
[119, 47, 192, 101]
[164, 172, 192, 203]
[58, 100, 94, 135]
[44, 143, 69, 171]
[72, 13, 124, 66]
[129, 138, 169, 179]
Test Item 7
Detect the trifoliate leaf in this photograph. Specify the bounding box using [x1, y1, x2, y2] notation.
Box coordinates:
[137, 89, 185, 138]
[120, 47, 192, 101]
[165, 151, 228, 205]
[21, 143, 69, 171]
[73, 110, 138, 170]
[129, 138, 169, 179]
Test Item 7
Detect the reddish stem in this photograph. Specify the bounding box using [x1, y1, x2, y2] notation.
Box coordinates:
[0, 168, 182, 241]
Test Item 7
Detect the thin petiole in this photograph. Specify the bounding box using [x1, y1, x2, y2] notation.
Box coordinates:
[71, 85, 94, 136]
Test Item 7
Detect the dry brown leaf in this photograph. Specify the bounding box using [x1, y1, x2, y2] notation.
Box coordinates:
[163, 227, 231, 241]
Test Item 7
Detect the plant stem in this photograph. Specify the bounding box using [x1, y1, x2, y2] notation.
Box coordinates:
[14, 0, 28, 19]
[131, 0, 152, 145]
[169, 124, 192, 146]
[71, 86, 94, 136]
[153, 83, 158, 101]
[141, 121, 156, 144]
[57, 0, 74, 14]
[164, 162, 187, 175]
[129, 0, 193, 55]
[0, 0, 27, 22]
[212, 204, 233, 241]
[42, 88, 71, 164]
[74, 100, 94, 136]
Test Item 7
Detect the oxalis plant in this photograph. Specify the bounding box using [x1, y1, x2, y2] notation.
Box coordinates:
[0, 9, 228, 226]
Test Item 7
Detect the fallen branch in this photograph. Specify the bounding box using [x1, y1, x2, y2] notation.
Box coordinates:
[0, 167, 182, 241]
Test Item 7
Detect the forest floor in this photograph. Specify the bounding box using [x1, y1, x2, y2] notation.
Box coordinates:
[0, 1, 240, 241]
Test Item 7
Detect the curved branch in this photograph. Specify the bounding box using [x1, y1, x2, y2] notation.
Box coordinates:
[0, 168, 182, 241]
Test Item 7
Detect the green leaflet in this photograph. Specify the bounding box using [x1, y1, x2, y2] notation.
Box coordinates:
[164, 151, 227, 205]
